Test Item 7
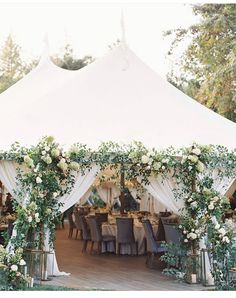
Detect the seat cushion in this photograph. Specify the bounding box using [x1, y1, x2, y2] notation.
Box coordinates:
[102, 234, 116, 242]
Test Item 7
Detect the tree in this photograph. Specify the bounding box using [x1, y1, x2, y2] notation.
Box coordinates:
[0, 34, 25, 93]
[166, 4, 236, 122]
[53, 43, 94, 70]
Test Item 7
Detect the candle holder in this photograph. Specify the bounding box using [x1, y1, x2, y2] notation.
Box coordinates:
[23, 249, 54, 284]
[185, 253, 201, 284]
[200, 248, 214, 286]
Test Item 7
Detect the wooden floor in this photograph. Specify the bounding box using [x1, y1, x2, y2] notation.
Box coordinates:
[45, 224, 205, 291]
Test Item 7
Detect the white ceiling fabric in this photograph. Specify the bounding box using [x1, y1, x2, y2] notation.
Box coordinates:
[0, 43, 236, 150]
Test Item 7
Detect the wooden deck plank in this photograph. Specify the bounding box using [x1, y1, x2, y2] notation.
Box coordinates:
[44, 224, 205, 291]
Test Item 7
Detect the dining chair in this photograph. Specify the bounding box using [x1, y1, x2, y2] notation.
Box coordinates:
[79, 216, 91, 253]
[67, 210, 77, 239]
[162, 222, 180, 245]
[95, 212, 108, 225]
[73, 209, 83, 240]
[116, 217, 138, 255]
[142, 219, 167, 268]
[86, 216, 116, 254]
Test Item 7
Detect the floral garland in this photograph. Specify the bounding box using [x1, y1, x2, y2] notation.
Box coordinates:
[0, 245, 28, 290]
[2, 136, 75, 254]
[1, 139, 236, 289]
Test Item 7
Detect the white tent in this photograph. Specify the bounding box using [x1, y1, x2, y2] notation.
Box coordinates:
[0, 42, 236, 150]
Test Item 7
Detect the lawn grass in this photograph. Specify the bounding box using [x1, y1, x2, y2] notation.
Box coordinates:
[24, 284, 111, 291]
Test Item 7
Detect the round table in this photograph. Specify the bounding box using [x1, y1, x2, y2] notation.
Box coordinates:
[101, 222, 158, 255]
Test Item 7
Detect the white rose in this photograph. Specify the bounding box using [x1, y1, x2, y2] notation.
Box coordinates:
[147, 151, 155, 157]
[43, 156, 52, 164]
[190, 201, 197, 208]
[191, 229, 195, 232]
[141, 155, 150, 164]
[69, 161, 80, 171]
[51, 148, 60, 158]
[53, 192, 58, 198]
[183, 230, 187, 234]
[45, 146, 50, 152]
[153, 162, 162, 171]
[189, 232, 197, 240]
[187, 198, 193, 203]
[19, 259, 26, 266]
[28, 216, 32, 223]
[35, 213, 39, 218]
[161, 165, 166, 170]
[57, 161, 68, 171]
[179, 225, 182, 229]
[11, 264, 18, 272]
[42, 150, 46, 155]
[46, 208, 52, 214]
[222, 236, 230, 244]
[208, 204, 214, 210]
[188, 155, 198, 163]
[184, 239, 188, 243]
[36, 177, 42, 184]
[214, 224, 221, 230]
[24, 155, 34, 167]
[146, 165, 151, 170]
[218, 228, 226, 236]
[212, 196, 219, 202]
[196, 161, 205, 172]
[192, 148, 201, 155]
[35, 217, 40, 223]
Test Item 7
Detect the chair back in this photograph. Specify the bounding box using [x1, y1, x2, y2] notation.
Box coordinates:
[116, 217, 135, 243]
[79, 216, 90, 240]
[95, 213, 108, 224]
[162, 223, 180, 245]
[142, 219, 159, 254]
[67, 211, 76, 228]
[86, 216, 102, 242]
[73, 210, 82, 229]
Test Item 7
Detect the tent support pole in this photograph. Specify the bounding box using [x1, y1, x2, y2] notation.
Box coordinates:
[120, 164, 125, 214]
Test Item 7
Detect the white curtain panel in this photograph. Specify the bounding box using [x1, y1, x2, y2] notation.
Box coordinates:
[200, 169, 235, 195]
[97, 185, 120, 206]
[129, 187, 166, 213]
[59, 165, 100, 213]
[78, 188, 93, 205]
[0, 161, 18, 197]
[140, 172, 185, 215]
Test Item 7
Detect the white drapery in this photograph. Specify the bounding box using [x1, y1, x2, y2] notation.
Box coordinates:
[202, 169, 235, 195]
[96, 185, 120, 207]
[59, 165, 100, 213]
[78, 188, 93, 205]
[140, 172, 184, 215]
[129, 187, 166, 213]
[0, 161, 18, 199]
[45, 165, 100, 276]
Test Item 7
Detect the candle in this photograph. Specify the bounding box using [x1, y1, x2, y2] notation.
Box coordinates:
[43, 270, 48, 280]
[30, 277, 34, 288]
[207, 274, 214, 286]
[24, 266, 27, 277]
[191, 274, 197, 283]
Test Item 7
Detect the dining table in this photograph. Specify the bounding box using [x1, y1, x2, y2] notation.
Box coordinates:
[101, 216, 158, 255]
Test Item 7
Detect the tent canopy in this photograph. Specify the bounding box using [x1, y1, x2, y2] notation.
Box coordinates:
[0, 42, 236, 150]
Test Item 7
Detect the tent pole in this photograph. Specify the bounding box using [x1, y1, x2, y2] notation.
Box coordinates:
[120, 164, 125, 214]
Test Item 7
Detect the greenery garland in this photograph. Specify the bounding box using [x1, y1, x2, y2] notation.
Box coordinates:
[1, 138, 236, 289]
